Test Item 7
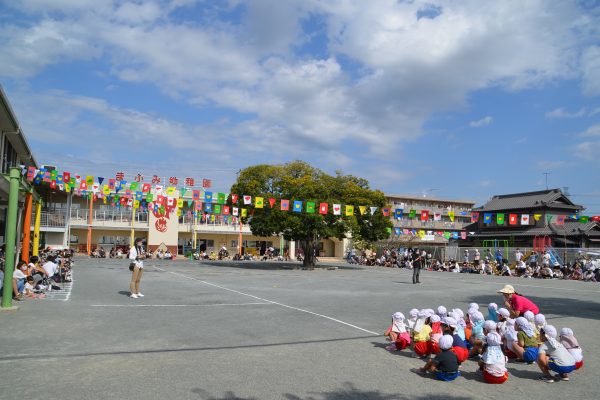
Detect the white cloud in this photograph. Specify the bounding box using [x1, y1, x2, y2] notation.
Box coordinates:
[582, 45, 600, 96]
[545, 107, 587, 118]
[579, 124, 600, 137]
[469, 116, 493, 128]
[0, 0, 598, 165]
[573, 141, 600, 161]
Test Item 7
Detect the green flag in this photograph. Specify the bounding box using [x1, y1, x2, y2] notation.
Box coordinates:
[386, 227, 392, 235]
[146, 193, 153, 202]
[496, 213, 505, 225]
[130, 182, 139, 191]
[306, 201, 316, 213]
[580, 216, 589, 223]
[214, 204, 221, 214]
[409, 209, 416, 218]
[217, 192, 226, 204]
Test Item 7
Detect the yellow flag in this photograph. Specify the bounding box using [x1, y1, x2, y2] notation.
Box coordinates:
[359, 206, 367, 215]
[534, 214, 542, 221]
[177, 208, 182, 217]
[103, 197, 107, 205]
[418, 230, 425, 237]
[255, 197, 264, 208]
[177, 198, 184, 208]
[166, 187, 176, 196]
[103, 185, 110, 195]
[345, 205, 354, 216]
[241, 208, 248, 217]
[65, 184, 71, 193]
[448, 211, 455, 222]
[133, 200, 140, 209]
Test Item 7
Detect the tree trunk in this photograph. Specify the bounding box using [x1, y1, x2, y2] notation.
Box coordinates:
[301, 238, 317, 269]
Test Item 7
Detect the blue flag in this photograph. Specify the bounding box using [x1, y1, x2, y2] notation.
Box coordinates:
[293, 200, 303, 212]
[394, 209, 404, 219]
[484, 213, 492, 224]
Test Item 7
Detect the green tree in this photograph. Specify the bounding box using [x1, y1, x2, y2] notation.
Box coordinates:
[230, 161, 391, 268]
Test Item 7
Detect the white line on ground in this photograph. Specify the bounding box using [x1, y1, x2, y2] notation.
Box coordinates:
[153, 267, 380, 336]
[90, 302, 272, 307]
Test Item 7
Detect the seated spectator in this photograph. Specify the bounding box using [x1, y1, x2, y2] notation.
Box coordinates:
[164, 250, 172, 260]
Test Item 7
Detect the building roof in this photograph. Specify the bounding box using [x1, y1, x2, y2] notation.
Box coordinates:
[473, 189, 582, 212]
[385, 193, 475, 206]
[0, 85, 37, 168]
[549, 221, 600, 238]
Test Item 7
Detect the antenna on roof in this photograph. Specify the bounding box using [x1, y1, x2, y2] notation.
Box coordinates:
[543, 171, 551, 190]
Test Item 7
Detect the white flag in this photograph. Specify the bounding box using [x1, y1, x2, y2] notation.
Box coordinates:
[333, 204, 341, 215]
[370, 206, 378, 215]
[434, 213, 442, 221]
[232, 207, 239, 216]
[243, 195, 252, 205]
[521, 214, 530, 225]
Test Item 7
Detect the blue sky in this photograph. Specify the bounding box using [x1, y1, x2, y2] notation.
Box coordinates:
[1, 0, 599, 213]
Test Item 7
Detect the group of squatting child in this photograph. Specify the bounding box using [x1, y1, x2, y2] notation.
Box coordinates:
[384, 303, 584, 383]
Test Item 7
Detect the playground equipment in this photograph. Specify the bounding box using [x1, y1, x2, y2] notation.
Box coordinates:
[482, 239, 509, 261]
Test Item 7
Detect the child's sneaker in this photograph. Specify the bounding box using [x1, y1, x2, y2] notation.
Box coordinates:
[385, 344, 397, 351]
[130, 293, 138, 299]
[539, 375, 554, 383]
[137, 293, 144, 297]
[554, 374, 569, 381]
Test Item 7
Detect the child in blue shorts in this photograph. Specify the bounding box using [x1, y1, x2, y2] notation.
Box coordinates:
[420, 335, 460, 381]
[537, 325, 576, 383]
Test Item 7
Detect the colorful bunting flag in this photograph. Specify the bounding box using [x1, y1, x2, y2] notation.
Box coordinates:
[217, 193, 226, 204]
[345, 205, 354, 216]
[370, 206, 377, 215]
[359, 205, 366, 215]
[204, 191, 213, 202]
[420, 210, 429, 221]
[580, 216, 590, 223]
[448, 211, 455, 222]
[293, 200, 303, 212]
[521, 214, 530, 225]
[243, 195, 252, 205]
[409, 209, 416, 218]
[484, 213, 492, 224]
[306, 202, 316, 213]
[232, 207, 239, 216]
[269, 198, 276, 208]
[214, 204, 221, 214]
[434, 213, 442, 221]
[281, 199, 290, 211]
[333, 204, 341, 215]
[471, 212, 479, 223]
[496, 213, 505, 225]
[241, 208, 247, 217]
[232, 194, 238, 204]
[556, 215, 566, 225]
[509, 214, 518, 225]
[534, 214, 542, 221]
[319, 203, 329, 215]
[255, 197, 264, 208]
[223, 205, 230, 215]
[382, 208, 390, 217]
[394, 209, 403, 219]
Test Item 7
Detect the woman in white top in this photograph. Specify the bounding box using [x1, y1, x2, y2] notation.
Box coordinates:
[128, 238, 145, 299]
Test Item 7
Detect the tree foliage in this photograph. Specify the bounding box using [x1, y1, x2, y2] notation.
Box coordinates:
[229, 161, 391, 268]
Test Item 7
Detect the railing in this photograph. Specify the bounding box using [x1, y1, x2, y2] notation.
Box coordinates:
[392, 220, 467, 230]
[70, 209, 148, 224]
[34, 212, 67, 228]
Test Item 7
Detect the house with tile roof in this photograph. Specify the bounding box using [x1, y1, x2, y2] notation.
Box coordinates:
[464, 189, 600, 248]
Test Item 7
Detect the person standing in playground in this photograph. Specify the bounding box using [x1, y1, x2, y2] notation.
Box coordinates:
[129, 238, 146, 299]
[495, 249, 503, 266]
[413, 248, 423, 284]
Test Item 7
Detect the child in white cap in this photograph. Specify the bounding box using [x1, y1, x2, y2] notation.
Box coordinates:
[537, 325, 576, 383]
[512, 317, 539, 363]
[479, 332, 509, 384]
[419, 335, 460, 381]
[413, 310, 432, 358]
[559, 327, 583, 370]
[384, 312, 411, 351]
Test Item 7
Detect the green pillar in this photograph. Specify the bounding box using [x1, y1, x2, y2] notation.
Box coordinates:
[2, 168, 22, 308]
